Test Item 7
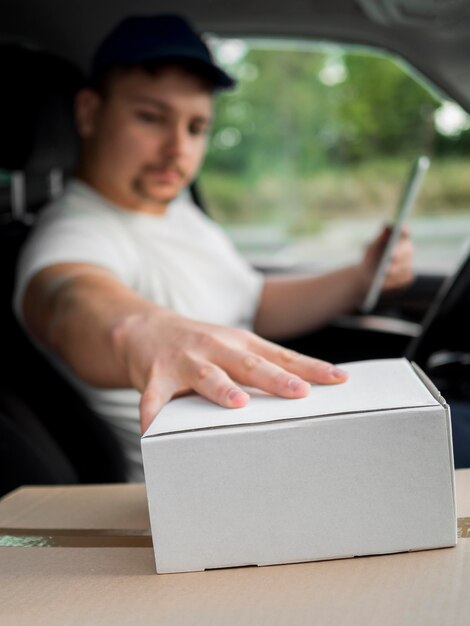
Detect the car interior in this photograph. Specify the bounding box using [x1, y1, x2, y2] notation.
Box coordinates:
[1, 0, 470, 496]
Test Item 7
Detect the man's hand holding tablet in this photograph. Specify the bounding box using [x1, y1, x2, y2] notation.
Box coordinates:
[361, 155, 430, 313]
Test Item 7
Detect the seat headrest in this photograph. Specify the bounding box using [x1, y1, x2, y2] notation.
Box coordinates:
[0, 43, 84, 173]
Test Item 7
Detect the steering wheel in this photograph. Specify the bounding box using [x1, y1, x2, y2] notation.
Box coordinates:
[405, 242, 470, 395]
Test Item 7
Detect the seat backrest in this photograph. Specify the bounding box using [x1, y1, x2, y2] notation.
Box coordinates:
[0, 43, 128, 486]
[0, 42, 83, 222]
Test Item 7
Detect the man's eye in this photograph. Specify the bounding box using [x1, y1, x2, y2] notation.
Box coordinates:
[189, 125, 209, 136]
[136, 111, 165, 124]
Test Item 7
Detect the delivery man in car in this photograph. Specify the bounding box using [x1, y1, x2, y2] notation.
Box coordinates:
[14, 14, 414, 480]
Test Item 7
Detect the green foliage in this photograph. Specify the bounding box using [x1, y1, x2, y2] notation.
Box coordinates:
[201, 42, 469, 230]
[205, 46, 440, 177]
[334, 55, 440, 160]
[204, 48, 332, 181]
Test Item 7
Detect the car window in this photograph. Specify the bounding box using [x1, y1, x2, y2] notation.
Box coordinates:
[201, 38, 470, 274]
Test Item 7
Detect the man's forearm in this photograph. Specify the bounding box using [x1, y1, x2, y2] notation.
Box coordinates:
[254, 266, 366, 340]
[23, 264, 156, 388]
[254, 224, 415, 340]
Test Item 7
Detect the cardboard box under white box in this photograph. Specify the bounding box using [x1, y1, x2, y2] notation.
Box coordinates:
[141, 358, 456, 574]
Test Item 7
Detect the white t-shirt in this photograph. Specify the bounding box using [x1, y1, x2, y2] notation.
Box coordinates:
[14, 180, 264, 481]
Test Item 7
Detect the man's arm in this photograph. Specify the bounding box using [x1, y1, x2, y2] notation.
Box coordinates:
[22, 263, 348, 432]
[254, 226, 414, 339]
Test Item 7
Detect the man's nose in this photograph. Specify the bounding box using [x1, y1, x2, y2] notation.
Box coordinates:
[162, 124, 190, 158]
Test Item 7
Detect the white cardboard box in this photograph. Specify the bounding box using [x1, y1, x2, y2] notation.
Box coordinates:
[141, 358, 457, 574]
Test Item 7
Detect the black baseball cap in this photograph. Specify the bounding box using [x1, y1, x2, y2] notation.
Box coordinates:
[90, 14, 235, 89]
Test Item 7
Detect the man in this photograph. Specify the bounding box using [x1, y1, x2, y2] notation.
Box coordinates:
[14, 15, 414, 480]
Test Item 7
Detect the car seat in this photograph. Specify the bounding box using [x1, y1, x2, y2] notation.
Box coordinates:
[0, 42, 128, 496]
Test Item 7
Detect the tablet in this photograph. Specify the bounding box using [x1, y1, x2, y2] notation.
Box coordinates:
[361, 155, 430, 313]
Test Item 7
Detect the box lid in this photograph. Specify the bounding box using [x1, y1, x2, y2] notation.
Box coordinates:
[143, 358, 442, 438]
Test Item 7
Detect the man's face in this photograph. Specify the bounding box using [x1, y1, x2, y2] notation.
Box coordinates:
[77, 66, 213, 212]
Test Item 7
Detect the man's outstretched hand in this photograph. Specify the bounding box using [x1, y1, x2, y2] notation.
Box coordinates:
[114, 310, 348, 432]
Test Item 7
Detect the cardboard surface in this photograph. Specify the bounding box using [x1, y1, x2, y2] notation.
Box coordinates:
[142, 359, 455, 572]
[0, 484, 149, 530]
[0, 472, 469, 626]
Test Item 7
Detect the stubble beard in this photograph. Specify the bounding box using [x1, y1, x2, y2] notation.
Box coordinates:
[131, 163, 188, 208]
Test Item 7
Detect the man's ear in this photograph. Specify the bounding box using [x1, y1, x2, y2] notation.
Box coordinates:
[75, 88, 102, 138]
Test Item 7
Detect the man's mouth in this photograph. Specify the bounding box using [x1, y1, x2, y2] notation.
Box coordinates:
[143, 165, 185, 183]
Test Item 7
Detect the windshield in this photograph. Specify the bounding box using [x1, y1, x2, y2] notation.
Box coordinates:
[201, 38, 470, 274]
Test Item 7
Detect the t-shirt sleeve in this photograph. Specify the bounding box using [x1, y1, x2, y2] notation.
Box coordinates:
[13, 208, 135, 322]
